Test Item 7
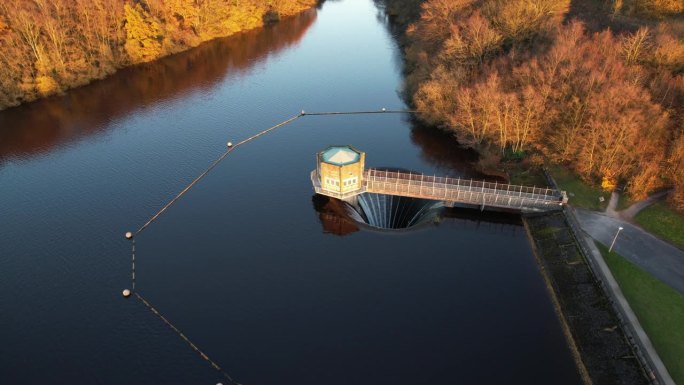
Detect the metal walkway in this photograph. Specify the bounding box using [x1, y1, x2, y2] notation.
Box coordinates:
[364, 168, 566, 211]
[312, 168, 567, 212]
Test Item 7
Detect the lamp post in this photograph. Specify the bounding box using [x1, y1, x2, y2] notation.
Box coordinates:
[609, 226, 624, 253]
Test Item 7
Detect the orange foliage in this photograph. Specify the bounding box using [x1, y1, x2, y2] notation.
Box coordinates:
[402, 0, 682, 200]
[0, 0, 317, 110]
[615, 0, 684, 17]
[0, 9, 317, 161]
[124, 3, 163, 63]
[670, 130, 684, 210]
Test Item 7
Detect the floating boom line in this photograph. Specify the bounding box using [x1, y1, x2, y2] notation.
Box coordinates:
[134, 109, 417, 236]
[124, 108, 418, 385]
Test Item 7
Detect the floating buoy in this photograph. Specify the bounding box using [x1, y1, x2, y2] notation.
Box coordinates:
[301, 110, 306, 115]
[381, 107, 386, 112]
[227, 142, 233, 148]
[122, 289, 131, 298]
[125, 231, 133, 240]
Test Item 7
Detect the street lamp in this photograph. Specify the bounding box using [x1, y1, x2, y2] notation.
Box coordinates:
[609, 226, 624, 253]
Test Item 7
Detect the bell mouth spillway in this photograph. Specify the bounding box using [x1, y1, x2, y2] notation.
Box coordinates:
[312, 145, 567, 232]
[344, 192, 444, 230]
[312, 156, 445, 231]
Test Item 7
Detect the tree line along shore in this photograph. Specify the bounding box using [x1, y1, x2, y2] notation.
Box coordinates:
[2, 0, 683, 212]
[380, 0, 684, 211]
[0, 0, 317, 111]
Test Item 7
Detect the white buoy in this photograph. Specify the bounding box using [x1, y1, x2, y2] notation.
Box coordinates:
[381, 107, 386, 112]
[301, 110, 306, 115]
[122, 289, 131, 298]
[227, 142, 233, 148]
[125, 231, 133, 240]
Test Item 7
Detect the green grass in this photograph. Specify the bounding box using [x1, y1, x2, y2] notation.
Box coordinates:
[634, 202, 684, 249]
[596, 242, 684, 384]
[616, 194, 635, 211]
[507, 165, 549, 187]
[548, 165, 609, 211]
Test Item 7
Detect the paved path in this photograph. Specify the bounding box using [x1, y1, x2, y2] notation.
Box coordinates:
[606, 191, 619, 217]
[619, 190, 672, 220]
[575, 208, 684, 295]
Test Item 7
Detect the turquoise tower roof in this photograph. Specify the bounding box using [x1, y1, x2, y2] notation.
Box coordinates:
[320, 146, 361, 166]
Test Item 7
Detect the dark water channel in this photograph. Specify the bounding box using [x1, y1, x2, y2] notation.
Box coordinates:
[0, 1, 582, 384]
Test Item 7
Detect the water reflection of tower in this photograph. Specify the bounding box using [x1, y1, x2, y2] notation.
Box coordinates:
[311, 145, 365, 236]
[311, 195, 359, 236]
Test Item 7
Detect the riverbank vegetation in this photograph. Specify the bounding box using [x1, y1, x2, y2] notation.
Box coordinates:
[549, 165, 609, 211]
[0, 0, 316, 110]
[382, 0, 684, 211]
[597, 242, 684, 384]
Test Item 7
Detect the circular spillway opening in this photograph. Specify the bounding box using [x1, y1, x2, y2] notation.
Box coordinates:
[345, 192, 444, 230]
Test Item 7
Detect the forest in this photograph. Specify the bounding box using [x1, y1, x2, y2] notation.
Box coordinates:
[0, 0, 317, 110]
[383, 0, 684, 210]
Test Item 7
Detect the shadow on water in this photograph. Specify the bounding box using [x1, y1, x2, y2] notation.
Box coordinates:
[0, 9, 317, 163]
[409, 123, 480, 176]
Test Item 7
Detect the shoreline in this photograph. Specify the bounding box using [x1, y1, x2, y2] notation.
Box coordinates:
[0, 2, 319, 112]
[522, 217, 593, 385]
[522, 211, 651, 384]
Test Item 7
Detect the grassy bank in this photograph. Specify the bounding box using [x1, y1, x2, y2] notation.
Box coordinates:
[634, 203, 684, 249]
[597, 242, 684, 384]
[505, 162, 550, 187]
[548, 166, 609, 211]
[616, 194, 635, 211]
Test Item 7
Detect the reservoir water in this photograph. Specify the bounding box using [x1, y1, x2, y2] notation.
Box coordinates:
[0, 0, 582, 384]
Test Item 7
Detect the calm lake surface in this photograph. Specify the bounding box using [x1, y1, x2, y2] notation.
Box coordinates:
[0, 1, 582, 384]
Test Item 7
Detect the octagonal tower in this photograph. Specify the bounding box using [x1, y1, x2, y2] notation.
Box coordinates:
[315, 145, 365, 199]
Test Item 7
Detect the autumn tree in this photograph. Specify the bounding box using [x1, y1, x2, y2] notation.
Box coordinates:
[617, 0, 684, 16]
[482, 0, 567, 45]
[410, 0, 676, 197]
[670, 129, 684, 210]
[0, 0, 317, 110]
[124, 3, 164, 63]
[438, 11, 502, 67]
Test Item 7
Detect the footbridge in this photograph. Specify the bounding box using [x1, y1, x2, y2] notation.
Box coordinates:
[364, 168, 566, 211]
[312, 146, 567, 212]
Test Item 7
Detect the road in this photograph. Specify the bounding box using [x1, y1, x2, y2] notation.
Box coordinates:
[575, 208, 684, 295]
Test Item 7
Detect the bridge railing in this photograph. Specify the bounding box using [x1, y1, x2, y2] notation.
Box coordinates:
[364, 168, 564, 209]
[365, 169, 559, 199]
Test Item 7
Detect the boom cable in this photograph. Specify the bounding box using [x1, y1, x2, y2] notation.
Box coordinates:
[124, 108, 418, 384]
